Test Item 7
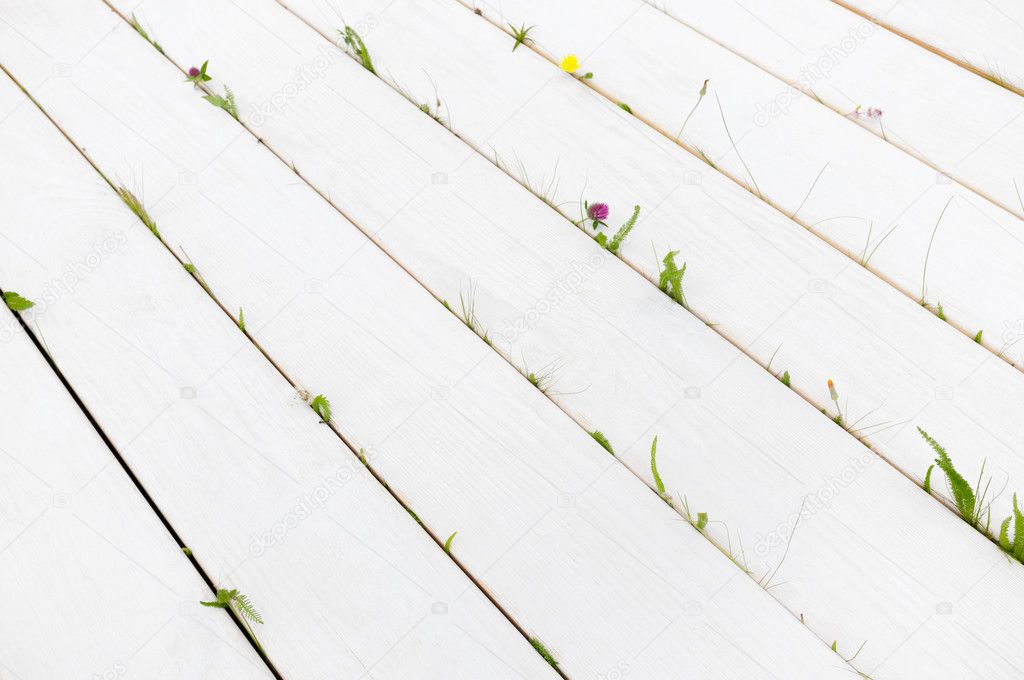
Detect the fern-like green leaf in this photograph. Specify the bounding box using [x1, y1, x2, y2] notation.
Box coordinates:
[204, 86, 239, 120]
[590, 430, 614, 455]
[233, 591, 264, 625]
[311, 394, 331, 423]
[658, 250, 688, 308]
[605, 205, 640, 254]
[923, 464, 934, 494]
[918, 427, 976, 525]
[3, 291, 34, 311]
[1000, 515, 1013, 553]
[238, 307, 246, 332]
[1013, 494, 1024, 562]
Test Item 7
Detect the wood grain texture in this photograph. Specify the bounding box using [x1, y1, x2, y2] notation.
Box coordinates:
[37, 0, 1024, 676]
[0, 64, 557, 680]
[0, 310, 271, 679]
[0, 3, 847, 678]
[834, 0, 1024, 93]
[466, 0, 1024, 371]
[634, 0, 1024, 236]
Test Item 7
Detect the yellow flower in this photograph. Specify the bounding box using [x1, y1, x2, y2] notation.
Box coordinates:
[560, 54, 580, 73]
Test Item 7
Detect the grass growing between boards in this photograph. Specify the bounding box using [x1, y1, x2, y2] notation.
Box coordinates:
[444, 531, 457, 554]
[128, 13, 164, 54]
[3, 291, 34, 311]
[529, 637, 558, 669]
[591, 430, 615, 455]
[657, 250, 688, 309]
[507, 22, 535, 51]
[823, 379, 902, 442]
[919, 427, 996, 533]
[184, 61, 238, 120]
[200, 588, 264, 652]
[765, 344, 791, 388]
[117, 186, 158, 237]
[310, 394, 332, 423]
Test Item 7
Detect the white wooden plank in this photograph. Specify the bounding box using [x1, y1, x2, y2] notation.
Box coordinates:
[0, 67, 557, 680]
[0, 5, 847, 678]
[464, 0, 1024, 371]
[0, 308, 271, 679]
[631, 0, 1024, 233]
[834, 0, 1024, 93]
[49, 0, 1024, 677]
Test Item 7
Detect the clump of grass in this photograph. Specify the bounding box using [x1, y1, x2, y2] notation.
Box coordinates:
[128, 13, 164, 54]
[508, 22, 535, 51]
[618, 102, 633, 114]
[657, 250, 688, 309]
[180, 248, 212, 296]
[649, 436, 672, 506]
[529, 638, 558, 669]
[590, 430, 614, 455]
[457, 284, 491, 346]
[918, 427, 995, 531]
[3, 291, 34, 311]
[676, 78, 708, 140]
[595, 205, 640, 254]
[974, 329, 984, 344]
[310, 394, 332, 423]
[493, 151, 563, 209]
[200, 588, 264, 652]
[521, 357, 564, 394]
[204, 85, 239, 120]
[444, 531, 457, 554]
[117, 186, 159, 236]
[238, 308, 246, 332]
[824, 379, 900, 440]
[340, 26, 375, 74]
[858, 220, 899, 267]
[765, 344, 791, 387]
[919, 197, 953, 309]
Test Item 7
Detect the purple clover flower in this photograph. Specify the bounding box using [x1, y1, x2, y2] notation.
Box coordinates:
[188, 67, 201, 78]
[587, 202, 610, 221]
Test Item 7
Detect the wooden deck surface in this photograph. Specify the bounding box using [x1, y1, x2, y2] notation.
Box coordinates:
[1, 1, 1022, 678]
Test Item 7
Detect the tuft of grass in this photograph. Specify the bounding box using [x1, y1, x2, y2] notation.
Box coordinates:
[340, 26, 375, 74]
[715, 92, 762, 199]
[310, 394, 332, 423]
[238, 307, 246, 332]
[201, 588, 264, 652]
[780, 370, 791, 387]
[999, 494, 1024, 561]
[918, 427, 994, 531]
[936, 302, 947, 321]
[658, 250, 688, 309]
[128, 13, 164, 54]
[457, 284, 491, 346]
[974, 329, 984, 344]
[204, 85, 239, 120]
[182, 546, 192, 556]
[590, 430, 614, 455]
[618, 102, 633, 114]
[595, 205, 640, 254]
[507, 21, 536, 51]
[858, 220, 899, 267]
[676, 78, 708, 140]
[493, 151, 563, 210]
[919, 197, 954, 307]
[765, 343, 791, 387]
[3, 291, 34, 312]
[529, 637, 558, 669]
[444, 531, 457, 554]
[117, 186, 159, 236]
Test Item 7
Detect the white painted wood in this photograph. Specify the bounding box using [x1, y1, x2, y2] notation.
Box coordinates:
[268, 0, 1024, 531]
[0, 66, 557, 680]
[465, 0, 1024, 372]
[0, 310, 270, 679]
[36, 0, 1024, 676]
[632, 0, 1024, 238]
[0, 5, 849, 678]
[835, 0, 1024, 92]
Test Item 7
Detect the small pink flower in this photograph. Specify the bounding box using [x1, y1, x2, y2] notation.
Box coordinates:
[588, 202, 609, 221]
[866, 107, 883, 119]
[188, 67, 201, 78]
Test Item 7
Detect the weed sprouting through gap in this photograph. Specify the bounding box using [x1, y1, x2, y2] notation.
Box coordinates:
[715, 92, 762, 199]
[128, 13, 164, 54]
[3, 291, 34, 311]
[117, 186, 159, 237]
[676, 79, 708, 140]
[658, 250, 688, 309]
[310, 394, 332, 423]
[340, 25, 376, 74]
[919, 197, 953, 308]
[200, 588, 265, 652]
[530, 638, 559, 669]
[508, 22, 536, 51]
[917, 427, 996, 532]
[595, 205, 640, 254]
[591, 430, 615, 455]
[444, 531, 457, 554]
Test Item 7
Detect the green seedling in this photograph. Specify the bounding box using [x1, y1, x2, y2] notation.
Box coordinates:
[765, 343, 791, 387]
[658, 250, 688, 309]
[117, 186, 159, 236]
[200, 588, 264, 652]
[444, 531, 457, 554]
[3, 291, 34, 311]
[676, 78, 708, 140]
[590, 430, 614, 455]
[974, 329, 984, 344]
[918, 427, 995, 531]
[458, 284, 491, 346]
[310, 394, 332, 423]
[618, 102, 633, 114]
[340, 26, 375, 74]
[128, 13, 164, 54]
[529, 638, 558, 669]
[858, 220, 898, 267]
[182, 546, 192, 556]
[508, 22, 535, 51]
[238, 308, 246, 332]
[595, 205, 640, 254]
[204, 86, 239, 120]
[649, 436, 672, 506]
